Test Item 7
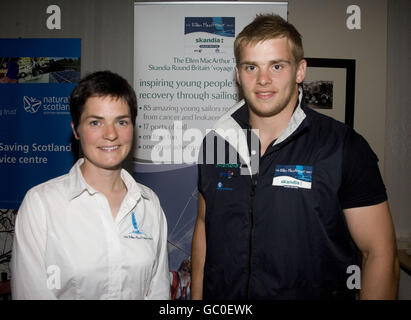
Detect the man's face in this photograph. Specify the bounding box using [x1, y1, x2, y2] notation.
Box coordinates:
[236, 37, 306, 118]
[71, 95, 133, 172]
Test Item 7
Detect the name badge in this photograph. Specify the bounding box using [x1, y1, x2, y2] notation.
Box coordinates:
[273, 165, 313, 189]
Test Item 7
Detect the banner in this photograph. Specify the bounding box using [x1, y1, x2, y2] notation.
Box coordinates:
[134, 2, 287, 299]
[0, 38, 81, 209]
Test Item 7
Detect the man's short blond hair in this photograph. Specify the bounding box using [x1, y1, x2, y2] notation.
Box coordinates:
[234, 14, 304, 64]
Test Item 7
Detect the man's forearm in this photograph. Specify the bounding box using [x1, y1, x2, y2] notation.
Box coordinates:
[360, 252, 400, 299]
[191, 240, 205, 299]
[191, 223, 206, 299]
[191, 193, 207, 300]
[190, 262, 204, 300]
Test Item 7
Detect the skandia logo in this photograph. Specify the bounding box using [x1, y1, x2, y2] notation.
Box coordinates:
[195, 37, 221, 43]
[23, 96, 42, 114]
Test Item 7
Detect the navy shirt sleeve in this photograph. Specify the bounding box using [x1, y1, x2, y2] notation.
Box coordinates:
[339, 129, 387, 209]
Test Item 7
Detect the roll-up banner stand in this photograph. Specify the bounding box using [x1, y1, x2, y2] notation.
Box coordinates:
[134, 2, 287, 299]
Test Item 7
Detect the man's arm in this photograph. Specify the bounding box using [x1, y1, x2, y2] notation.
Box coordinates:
[344, 201, 400, 299]
[191, 192, 207, 300]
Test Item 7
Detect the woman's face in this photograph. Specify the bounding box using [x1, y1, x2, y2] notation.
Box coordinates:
[71, 95, 133, 172]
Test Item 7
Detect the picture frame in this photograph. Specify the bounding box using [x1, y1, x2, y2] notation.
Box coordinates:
[304, 58, 356, 128]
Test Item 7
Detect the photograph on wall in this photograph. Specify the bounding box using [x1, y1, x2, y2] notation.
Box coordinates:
[304, 58, 355, 127]
[304, 66, 345, 123]
[302, 80, 333, 109]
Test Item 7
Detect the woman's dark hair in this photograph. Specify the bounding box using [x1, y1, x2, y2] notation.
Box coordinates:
[70, 71, 137, 129]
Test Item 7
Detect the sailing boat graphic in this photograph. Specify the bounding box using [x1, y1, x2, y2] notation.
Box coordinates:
[131, 212, 142, 234]
[124, 212, 152, 240]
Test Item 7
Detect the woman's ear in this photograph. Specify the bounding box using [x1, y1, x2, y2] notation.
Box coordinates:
[71, 122, 80, 140]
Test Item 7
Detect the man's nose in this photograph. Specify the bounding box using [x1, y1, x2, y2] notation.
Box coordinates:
[257, 68, 272, 86]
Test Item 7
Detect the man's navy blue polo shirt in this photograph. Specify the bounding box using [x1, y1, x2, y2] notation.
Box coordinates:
[198, 94, 387, 300]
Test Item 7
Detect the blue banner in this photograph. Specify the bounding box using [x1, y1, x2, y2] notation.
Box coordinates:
[0, 38, 81, 209]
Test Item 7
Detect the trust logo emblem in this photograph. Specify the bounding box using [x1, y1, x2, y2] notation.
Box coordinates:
[23, 96, 42, 113]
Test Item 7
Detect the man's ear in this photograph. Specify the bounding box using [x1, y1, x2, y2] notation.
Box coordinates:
[71, 122, 80, 140]
[235, 66, 241, 86]
[296, 59, 307, 84]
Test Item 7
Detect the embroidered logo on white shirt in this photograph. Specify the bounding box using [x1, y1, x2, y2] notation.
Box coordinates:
[124, 212, 153, 240]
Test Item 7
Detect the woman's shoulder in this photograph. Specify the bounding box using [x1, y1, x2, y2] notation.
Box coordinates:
[24, 171, 71, 200]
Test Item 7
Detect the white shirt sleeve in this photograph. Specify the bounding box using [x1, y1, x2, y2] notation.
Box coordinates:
[145, 196, 171, 300]
[11, 189, 57, 300]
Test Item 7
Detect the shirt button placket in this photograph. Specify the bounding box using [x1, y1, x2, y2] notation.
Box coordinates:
[99, 193, 123, 299]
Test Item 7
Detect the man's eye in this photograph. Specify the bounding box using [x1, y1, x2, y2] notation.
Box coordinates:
[272, 64, 282, 71]
[90, 120, 100, 126]
[245, 65, 256, 72]
[118, 120, 129, 126]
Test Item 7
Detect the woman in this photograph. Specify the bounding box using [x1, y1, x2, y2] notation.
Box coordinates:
[11, 71, 170, 299]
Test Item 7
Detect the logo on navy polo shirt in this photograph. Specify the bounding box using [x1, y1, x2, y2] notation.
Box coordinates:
[273, 165, 313, 189]
[219, 170, 235, 179]
[216, 181, 233, 191]
[216, 163, 239, 168]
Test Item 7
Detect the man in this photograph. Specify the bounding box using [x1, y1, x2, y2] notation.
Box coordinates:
[191, 14, 399, 300]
